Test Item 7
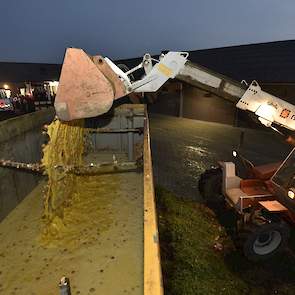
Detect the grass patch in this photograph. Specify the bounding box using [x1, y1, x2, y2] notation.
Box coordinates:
[156, 187, 295, 295]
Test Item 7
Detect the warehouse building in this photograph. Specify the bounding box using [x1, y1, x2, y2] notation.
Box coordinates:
[0, 62, 61, 107]
[1, 40, 295, 126]
[183, 40, 295, 125]
[138, 40, 295, 127]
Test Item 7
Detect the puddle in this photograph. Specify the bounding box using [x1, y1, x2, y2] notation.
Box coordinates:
[185, 145, 210, 156]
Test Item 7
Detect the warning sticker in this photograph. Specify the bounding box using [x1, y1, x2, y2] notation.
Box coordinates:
[280, 108, 291, 118]
[157, 63, 173, 77]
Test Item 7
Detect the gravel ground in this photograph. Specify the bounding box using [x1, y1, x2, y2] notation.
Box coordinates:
[150, 114, 291, 200]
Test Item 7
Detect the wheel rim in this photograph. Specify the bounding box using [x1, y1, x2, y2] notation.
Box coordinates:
[253, 230, 282, 255]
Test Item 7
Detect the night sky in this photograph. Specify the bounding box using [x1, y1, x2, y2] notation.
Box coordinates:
[1, 0, 295, 63]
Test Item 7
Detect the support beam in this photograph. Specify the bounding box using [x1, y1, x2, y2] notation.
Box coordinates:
[55, 161, 139, 175]
[0, 159, 42, 173]
[87, 127, 143, 134]
[177, 61, 247, 104]
[0, 159, 139, 175]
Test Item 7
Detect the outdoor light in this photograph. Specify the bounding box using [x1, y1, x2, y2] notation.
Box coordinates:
[288, 188, 295, 199]
[255, 103, 276, 127]
[232, 150, 237, 157]
[3, 84, 9, 90]
[49, 81, 59, 87]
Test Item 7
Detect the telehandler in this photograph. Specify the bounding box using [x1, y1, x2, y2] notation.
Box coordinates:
[53, 47, 295, 261]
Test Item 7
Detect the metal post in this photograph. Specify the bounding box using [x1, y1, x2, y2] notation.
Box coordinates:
[59, 277, 71, 295]
[179, 83, 183, 118]
[128, 115, 134, 161]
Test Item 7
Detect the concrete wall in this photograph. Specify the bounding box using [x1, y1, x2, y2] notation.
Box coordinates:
[182, 85, 237, 125]
[0, 108, 54, 221]
[149, 82, 295, 127]
[149, 84, 237, 125]
[86, 104, 145, 161]
[148, 92, 180, 117]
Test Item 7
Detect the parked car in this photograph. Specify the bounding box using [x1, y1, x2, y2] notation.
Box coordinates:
[0, 98, 14, 112]
[0, 89, 14, 112]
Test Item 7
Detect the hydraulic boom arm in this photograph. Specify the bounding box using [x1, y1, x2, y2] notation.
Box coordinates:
[54, 48, 295, 134]
[177, 62, 295, 133]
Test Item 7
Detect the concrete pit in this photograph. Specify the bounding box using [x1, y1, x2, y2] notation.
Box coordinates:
[0, 106, 151, 294]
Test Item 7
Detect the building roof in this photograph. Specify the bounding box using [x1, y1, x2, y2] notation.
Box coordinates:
[117, 40, 295, 84]
[0, 62, 61, 83]
[188, 40, 295, 84]
[1, 40, 295, 84]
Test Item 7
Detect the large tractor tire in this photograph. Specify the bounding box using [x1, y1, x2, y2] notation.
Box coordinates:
[239, 219, 290, 262]
[198, 168, 223, 206]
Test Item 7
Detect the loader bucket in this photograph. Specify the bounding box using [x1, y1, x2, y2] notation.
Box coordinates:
[54, 48, 126, 121]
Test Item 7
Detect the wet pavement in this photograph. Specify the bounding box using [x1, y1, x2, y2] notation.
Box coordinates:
[150, 114, 292, 200]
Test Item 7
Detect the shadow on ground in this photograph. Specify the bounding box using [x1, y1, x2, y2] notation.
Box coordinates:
[215, 205, 295, 295]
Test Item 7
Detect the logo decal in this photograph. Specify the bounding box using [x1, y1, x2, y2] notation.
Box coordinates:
[280, 108, 291, 118]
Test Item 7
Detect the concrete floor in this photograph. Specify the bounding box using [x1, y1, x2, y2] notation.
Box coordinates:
[0, 171, 143, 295]
[150, 114, 292, 200]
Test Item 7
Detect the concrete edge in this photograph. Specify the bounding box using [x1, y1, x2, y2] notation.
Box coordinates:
[144, 108, 164, 295]
[149, 113, 277, 135]
[0, 108, 55, 143]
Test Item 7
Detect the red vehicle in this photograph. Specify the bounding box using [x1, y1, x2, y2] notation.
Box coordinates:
[0, 89, 14, 112]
